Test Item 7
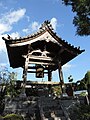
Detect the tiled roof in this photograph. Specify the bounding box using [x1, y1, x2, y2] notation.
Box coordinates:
[2, 20, 85, 68]
[2, 20, 84, 53]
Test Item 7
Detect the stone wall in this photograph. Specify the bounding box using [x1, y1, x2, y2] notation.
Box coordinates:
[3, 96, 40, 120]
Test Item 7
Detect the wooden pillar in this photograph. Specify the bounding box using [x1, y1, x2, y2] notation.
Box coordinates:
[48, 69, 52, 81]
[58, 62, 64, 93]
[22, 44, 31, 88]
[22, 55, 29, 96]
[48, 69, 52, 92]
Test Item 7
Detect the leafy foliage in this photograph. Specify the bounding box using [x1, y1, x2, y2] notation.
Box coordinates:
[0, 67, 9, 84]
[62, 0, 90, 36]
[0, 66, 19, 97]
[6, 72, 18, 97]
[52, 86, 62, 96]
[85, 71, 90, 85]
[71, 105, 90, 120]
[76, 80, 87, 90]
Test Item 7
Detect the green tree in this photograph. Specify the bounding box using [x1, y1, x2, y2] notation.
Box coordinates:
[6, 72, 18, 97]
[76, 77, 87, 90]
[85, 71, 90, 103]
[52, 86, 62, 96]
[0, 66, 18, 97]
[0, 67, 10, 85]
[62, 0, 90, 36]
[0, 66, 10, 114]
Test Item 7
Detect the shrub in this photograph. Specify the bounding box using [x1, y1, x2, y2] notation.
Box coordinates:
[0, 101, 5, 114]
[3, 114, 24, 120]
[69, 104, 90, 120]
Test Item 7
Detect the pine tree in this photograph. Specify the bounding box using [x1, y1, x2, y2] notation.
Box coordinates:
[62, 0, 90, 36]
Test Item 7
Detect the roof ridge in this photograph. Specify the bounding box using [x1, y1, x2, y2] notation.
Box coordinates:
[2, 20, 54, 41]
[16, 20, 53, 40]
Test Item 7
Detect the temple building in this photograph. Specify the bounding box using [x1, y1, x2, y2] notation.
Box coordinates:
[2, 20, 84, 92]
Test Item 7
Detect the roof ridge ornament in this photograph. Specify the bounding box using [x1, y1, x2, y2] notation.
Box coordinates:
[40, 20, 54, 31]
[2, 34, 12, 41]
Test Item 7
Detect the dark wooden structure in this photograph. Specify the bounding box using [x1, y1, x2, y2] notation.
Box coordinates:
[2, 20, 84, 92]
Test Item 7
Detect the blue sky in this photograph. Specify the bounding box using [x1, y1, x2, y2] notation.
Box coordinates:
[0, 0, 90, 83]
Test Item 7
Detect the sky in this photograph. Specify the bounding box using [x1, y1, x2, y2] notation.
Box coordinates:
[0, 0, 90, 83]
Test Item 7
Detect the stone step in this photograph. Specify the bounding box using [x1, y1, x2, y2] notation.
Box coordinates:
[44, 116, 66, 120]
[54, 110, 64, 116]
[38, 97, 68, 120]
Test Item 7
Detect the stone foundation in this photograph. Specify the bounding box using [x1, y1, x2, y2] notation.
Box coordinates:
[2, 96, 84, 120]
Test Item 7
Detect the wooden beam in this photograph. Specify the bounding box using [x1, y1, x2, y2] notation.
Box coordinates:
[27, 70, 48, 74]
[28, 66, 36, 69]
[26, 81, 60, 85]
[22, 54, 57, 66]
[23, 55, 53, 61]
[28, 61, 56, 65]
[28, 66, 49, 70]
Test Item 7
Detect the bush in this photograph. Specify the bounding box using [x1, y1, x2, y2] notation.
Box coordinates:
[52, 86, 62, 96]
[77, 105, 90, 120]
[3, 114, 24, 120]
[69, 104, 90, 120]
[0, 116, 3, 120]
[0, 100, 5, 114]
